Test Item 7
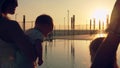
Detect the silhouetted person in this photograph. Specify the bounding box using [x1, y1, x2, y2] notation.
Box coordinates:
[25, 14, 53, 66]
[91, 0, 120, 68]
[89, 37, 118, 68]
[0, 0, 37, 68]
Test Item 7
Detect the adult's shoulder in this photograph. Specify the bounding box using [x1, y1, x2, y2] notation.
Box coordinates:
[0, 18, 20, 31]
[5, 20, 22, 31]
[0, 17, 19, 26]
[8, 20, 19, 26]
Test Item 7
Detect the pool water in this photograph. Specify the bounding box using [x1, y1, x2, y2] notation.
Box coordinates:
[38, 39, 120, 68]
[38, 39, 91, 68]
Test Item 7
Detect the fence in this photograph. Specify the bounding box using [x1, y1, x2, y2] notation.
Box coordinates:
[18, 21, 107, 31]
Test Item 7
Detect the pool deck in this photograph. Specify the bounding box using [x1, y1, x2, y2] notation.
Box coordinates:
[53, 34, 95, 40]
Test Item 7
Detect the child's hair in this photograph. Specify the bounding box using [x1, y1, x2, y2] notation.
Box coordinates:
[89, 37, 104, 63]
[35, 14, 53, 25]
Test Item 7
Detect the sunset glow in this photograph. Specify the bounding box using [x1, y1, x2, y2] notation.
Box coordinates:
[10, 0, 115, 27]
[92, 9, 109, 24]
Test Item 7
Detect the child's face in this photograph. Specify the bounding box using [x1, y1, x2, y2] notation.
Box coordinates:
[37, 24, 53, 37]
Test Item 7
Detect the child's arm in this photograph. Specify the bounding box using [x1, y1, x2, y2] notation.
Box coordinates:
[35, 39, 43, 66]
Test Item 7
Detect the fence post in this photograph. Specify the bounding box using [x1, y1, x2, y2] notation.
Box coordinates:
[23, 15, 25, 31]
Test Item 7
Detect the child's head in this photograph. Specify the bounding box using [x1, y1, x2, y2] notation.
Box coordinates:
[89, 37, 104, 63]
[35, 14, 53, 37]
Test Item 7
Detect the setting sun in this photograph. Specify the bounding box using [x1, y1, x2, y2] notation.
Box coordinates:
[92, 9, 109, 23]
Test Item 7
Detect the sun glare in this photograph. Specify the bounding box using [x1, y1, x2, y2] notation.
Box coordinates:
[92, 9, 109, 23]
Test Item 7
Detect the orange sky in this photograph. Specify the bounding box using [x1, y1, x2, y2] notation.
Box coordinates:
[9, 0, 116, 26]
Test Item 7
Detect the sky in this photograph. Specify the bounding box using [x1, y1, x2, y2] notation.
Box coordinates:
[9, 0, 116, 26]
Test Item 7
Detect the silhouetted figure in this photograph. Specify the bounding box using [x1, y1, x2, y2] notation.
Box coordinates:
[0, 0, 37, 68]
[91, 0, 120, 68]
[89, 37, 118, 68]
[25, 14, 54, 66]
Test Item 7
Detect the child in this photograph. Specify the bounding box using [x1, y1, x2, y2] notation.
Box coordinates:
[89, 37, 118, 68]
[25, 14, 54, 66]
[89, 37, 104, 63]
[0, 14, 53, 68]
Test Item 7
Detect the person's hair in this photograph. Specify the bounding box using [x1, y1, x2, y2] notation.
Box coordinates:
[0, 0, 6, 8]
[89, 37, 104, 63]
[35, 14, 53, 25]
[1, 0, 17, 14]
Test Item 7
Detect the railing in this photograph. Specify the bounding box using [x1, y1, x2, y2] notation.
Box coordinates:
[18, 21, 107, 31]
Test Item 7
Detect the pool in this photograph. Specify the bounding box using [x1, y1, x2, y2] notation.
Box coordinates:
[38, 39, 120, 68]
[39, 39, 91, 68]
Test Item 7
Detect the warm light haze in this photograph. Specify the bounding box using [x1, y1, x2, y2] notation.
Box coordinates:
[91, 9, 109, 23]
[9, 0, 116, 26]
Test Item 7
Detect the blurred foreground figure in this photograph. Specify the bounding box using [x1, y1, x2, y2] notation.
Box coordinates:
[91, 0, 120, 68]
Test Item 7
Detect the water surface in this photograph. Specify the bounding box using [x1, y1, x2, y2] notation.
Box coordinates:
[39, 39, 91, 68]
[39, 38, 120, 68]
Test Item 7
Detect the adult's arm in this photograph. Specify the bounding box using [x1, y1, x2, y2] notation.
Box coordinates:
[91, 0, 120, 67]
[91, 33, 120, 68]
[6, 21, 37, 62]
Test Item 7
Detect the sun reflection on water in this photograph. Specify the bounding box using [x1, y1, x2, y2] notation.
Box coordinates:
[94, 33, 107, 38]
